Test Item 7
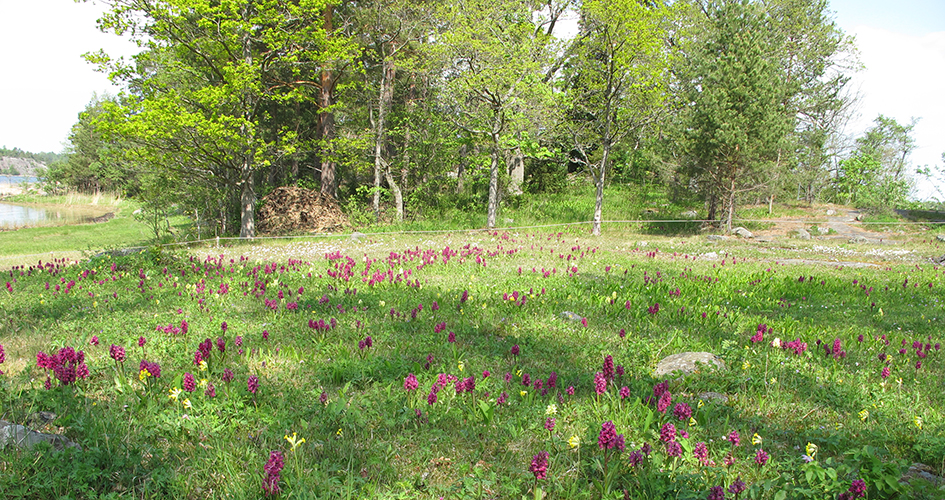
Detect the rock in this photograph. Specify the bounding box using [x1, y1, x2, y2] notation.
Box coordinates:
[700, 252, 719, 260]
[90, 247, 143, 260]
[559, 311, 584, 322]
[900, 463, 945, 487]
[732, 227, 753, 238]
[0, 420, 80, 451]
[26, 411, 58, 428]
[815, 226, 829, 235]
[697, 392, 729, 404]
[936, 235, 945, 242]
[350, 231, 366, 242]
[680, 210, 698, 219]
[826, 209, 836, 216]
[849, 236, 869, 244]
[794, 228, 811, 240]
[654, 352, 726, 378]
[706, 235, 728, 242]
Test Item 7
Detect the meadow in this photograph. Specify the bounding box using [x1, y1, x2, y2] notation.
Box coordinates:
[0, 222, 944, 499]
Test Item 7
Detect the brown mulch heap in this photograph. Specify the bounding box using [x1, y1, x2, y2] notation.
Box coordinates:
[258, 186, 348, 234]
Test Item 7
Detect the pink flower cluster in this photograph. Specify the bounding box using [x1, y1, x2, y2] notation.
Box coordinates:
[262, 451, 284, 496]
[36, 347, 90, 386]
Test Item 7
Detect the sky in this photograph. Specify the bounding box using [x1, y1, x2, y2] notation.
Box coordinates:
[0, 0, 943, 198]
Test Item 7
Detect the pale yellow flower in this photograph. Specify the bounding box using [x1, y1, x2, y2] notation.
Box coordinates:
[545, 403, 558, 416]
[168, 387, 182, 401]
[285, 432, 306, 451]
[568, 435, 580, 449]
[806, 442, 818, 459]
[182, 398, 192, 409]
[139, 368, 151, 381]
[914, 416, 923, 430]
[199, 360, 208, 372]
[520, 390, 528, 397]
[859, 409, 869, 422]
[752, 433, 762, 446]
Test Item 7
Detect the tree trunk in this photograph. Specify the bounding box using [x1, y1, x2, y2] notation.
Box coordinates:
[318, 6, 337, 200]
[593, 144, 609, 236]
[725, 171, 736, 233]
[373, 57, 398, 222]
[487, 137, 500, 228]
[507, 143, 524, 195]
[239, 162, 255, 238]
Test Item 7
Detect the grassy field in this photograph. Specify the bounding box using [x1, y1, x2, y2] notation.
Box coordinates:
[1, 219, 944, 499]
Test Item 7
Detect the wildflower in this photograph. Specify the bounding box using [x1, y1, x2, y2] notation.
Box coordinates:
[742, 360, 751, 371]
[285, 432, 306, 451]
[545, 417, 555, 432]
[805, 442, 818, 459]
[627, 449, 644, 467]
[594, 372, 606, 396]
[182, 398, 192, 409]
[109, 344, 126, 363]
[168, 387, 182, 401]
[183, 373, 196, 392]
[598, 421, 618, 450]
[138, 336, 147, 348]
[727, 430, 740, 447]
[447, 331, 455, 343]
[404, 373, 419, 391]
[641, 442, 652, 456]
[752, 433, 762, 446]
[522, 372, 531, 386]
[673, 402, 692, 421]
[728, 476, 747, 497]
[690, 417, 698, 427]
[248, 375, 259, 394]
[666, 440, 682, 457]
[222, 368, 234, 383]
[755, 449, 769, 466]
[602, 355, 614, 382]
[657, 390, 672, 413]
[205, 383, 216, 398]
[707, 486, 725, 500]
[139, 368, 151, 381]
[620, 386, 631, 399]
[914, 415, 923, 430]
[568, 435, 580, 449]
[89, 336, 99, 346]
[566, 385, 575, 396]
[881, 366, 890, 379]
[235, 336, 243, 347]
[530, 451, 549, 480]
[511, 344, 520, 356]
[262, 451, 285, 496]
[694, 442, 709, 465]
[427, 390, 437, 405]
[497, 392, 508, 405]
[859, 409, 869, 421]
[217, 336, 226, 353]
[660, 423, 677, 443]
[520, 390, 527, 397]
[545, 403, 557, 415]
[319, 391, 328, 405]
[546, 371, 557, 388]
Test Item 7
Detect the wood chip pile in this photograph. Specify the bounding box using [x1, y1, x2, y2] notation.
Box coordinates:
[258, 186, 348, 234]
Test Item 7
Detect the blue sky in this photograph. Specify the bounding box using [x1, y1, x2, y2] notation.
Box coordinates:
[0, 0, 942, 198]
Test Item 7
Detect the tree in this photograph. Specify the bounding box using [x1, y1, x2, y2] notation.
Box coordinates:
[86, 0, 358, 237]
[678, 0, 792, 231]
[834, 115, 917, 209]
[565, 0, 670, 235]
[432, 0, 557, 228]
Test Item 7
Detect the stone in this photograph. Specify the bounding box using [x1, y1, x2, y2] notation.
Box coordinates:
[826, 209, 836, 216]
[900, 463, 944, 487]
[0, 420, 80, 451]
[815, 226, 829, 235]
[794, 228, 811, 240]
[936, 234, 945, 242]
[697, 392, 729, 404]
[559, 311, 584, 322]
[350, 231, 367, 242]
[706, 235, 728, 242]
[732, 227, 753, 238]
[700, 252, 719, 260]
[849, 236, 869, 244]
[680, 210, 698, 219]
[654, 352, 726, 378]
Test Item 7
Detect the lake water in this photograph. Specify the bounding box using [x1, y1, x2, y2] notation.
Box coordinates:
[0, 175, 39, 185]
[0, 202, 106, 229]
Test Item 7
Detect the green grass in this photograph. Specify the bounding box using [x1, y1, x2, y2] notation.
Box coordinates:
[0, 229, 943, 499]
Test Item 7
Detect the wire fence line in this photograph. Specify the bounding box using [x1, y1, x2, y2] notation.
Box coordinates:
[4, 217, 943, 265]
